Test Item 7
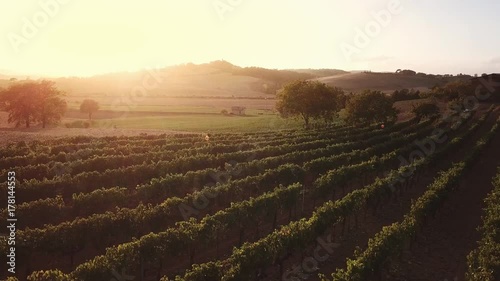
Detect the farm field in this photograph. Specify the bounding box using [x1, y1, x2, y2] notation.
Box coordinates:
[0, 94, 298, 135]
[59, 96, 282, 132]
[0, 103, 498, 281]
[2, 1, 500, 280]
[0, 96, 430, 141]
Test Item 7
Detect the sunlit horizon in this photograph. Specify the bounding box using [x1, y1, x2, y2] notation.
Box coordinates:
[1, 0, 499, 78]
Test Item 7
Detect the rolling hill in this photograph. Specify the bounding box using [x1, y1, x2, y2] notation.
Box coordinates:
[0, 62, 474, 98]
[315, 72, 470, 94]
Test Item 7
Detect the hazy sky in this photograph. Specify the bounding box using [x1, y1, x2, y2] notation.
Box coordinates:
[1, 0, 499, 77]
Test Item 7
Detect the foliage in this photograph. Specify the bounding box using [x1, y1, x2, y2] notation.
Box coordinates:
[412, 102, 440, 121]
[0, 118, 422, 277]
[345, 90, 398, 125]
[466, 137, 500, 280]
[173, 113, 485, 281]
[0, 80, 66, 128]
[27, 270, 74, 281]
[391, 88, 421, 102]
[323, 112, 499, 281]
[1, 107, 496, 281]
[431, 80, 475, 101]
[276, 80, 344, 128]
[395, 69, 417, 75]
[80, 99, 99, 121]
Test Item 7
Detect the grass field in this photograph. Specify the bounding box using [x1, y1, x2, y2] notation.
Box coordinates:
[61, 97, 306, 132]
[91, 113, 306, 132]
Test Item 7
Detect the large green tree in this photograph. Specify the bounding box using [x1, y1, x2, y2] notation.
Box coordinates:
[345, 90, 398, 125]
[0, 80, 67, 128]
[276, 80, 344, 128]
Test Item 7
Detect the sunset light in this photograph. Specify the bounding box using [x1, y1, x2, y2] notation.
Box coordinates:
[1, 2, 499, 281]
[1, 0, 499, 77]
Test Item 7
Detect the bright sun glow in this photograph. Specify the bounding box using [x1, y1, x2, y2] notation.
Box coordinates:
[1, 0, 499, 77]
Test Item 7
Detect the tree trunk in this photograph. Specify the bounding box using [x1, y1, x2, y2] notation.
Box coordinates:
[89, 112, 92, 121]
[302, 114, 310, 129]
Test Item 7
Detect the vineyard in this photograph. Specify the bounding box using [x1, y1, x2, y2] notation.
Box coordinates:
[0, 104, 499, 281]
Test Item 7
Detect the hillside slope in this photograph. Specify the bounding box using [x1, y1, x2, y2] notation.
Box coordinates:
[0, 62, 475, 98]
[316, 72, 468, 93]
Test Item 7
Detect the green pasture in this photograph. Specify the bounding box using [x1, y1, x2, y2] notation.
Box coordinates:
[91, 114, 307, 132]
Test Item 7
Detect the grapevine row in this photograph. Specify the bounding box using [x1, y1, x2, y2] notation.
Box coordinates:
[323, 115, 499, 281]
[158, 109, 490, 281]
[0, 120, 407, 181]
[7, 120, 434, 232]
[1, 119, 416, 204]
[465, 167, 500, 281]
[16, 109, 484, 278]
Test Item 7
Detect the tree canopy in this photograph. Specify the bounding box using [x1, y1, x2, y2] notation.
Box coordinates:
[276, 80, 344, 128]
[391, 88, 421, 102]
[0, 80, 67, 128]
[412, 102, 440, 121]
[345, 90, 398, 125]
[80, 99, 100, 121]
[430, 80, 474, 101]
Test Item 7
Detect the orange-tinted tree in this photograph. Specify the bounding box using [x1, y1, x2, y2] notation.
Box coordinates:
[0, 80, 67, 128]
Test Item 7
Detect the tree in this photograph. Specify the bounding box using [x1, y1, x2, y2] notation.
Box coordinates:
[391, 88, 420, 102]
[345, 90, 398, 125]
[0, 83, 37, 128]
[412, 102, 440, 121]
[80, 99, 99, 121]
[38, 81, 67, 128]
[276, 81, 344, 128]
[0, 80, 66, 128]
[448, 98, 465, 113]
[396, 69, 416, 75]
[430, 80, 474, 101]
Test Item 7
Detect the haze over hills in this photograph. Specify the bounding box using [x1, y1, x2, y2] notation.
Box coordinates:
[0, 61, 474, 98]
[316, 72, 471, 94]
